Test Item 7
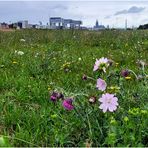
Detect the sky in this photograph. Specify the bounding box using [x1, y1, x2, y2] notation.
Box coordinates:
[0, 1, 148, 28]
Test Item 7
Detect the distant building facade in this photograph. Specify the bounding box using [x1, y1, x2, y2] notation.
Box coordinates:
[93, 20, 105, 30]
[0, 22, 9, 29]
[17, 20, 28, 29]
[49, 17, 82, 29]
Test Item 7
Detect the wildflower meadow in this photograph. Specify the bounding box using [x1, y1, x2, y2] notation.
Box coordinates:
[0, 29, 148, 147]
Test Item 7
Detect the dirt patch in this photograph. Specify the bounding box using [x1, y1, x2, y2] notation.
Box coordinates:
[0, 28, 15, 32]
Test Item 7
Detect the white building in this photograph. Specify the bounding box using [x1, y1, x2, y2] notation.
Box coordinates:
[17, 20, 28, 29]
[49, 17, 82, 29]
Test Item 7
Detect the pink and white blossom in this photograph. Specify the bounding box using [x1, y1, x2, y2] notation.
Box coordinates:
[99, 93, 119, 113]
[93, 57, 109, 72]
[96, 78, 107, 91]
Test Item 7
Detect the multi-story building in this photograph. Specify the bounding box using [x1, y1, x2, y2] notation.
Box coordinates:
[49, 17, 82, 29]
[17, 20, 28, 29]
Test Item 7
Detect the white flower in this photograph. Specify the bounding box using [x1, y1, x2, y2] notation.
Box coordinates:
[35, 53, 39, 58]
[20, 39, 26, 42]
[17, 51, 24, 55]
[78, 57, 82, 61]
[93, 57, 109, 72]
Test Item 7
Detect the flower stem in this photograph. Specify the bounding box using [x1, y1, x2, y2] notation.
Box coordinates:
[87, 76, 96, 81]
[129, 70, 138, 80]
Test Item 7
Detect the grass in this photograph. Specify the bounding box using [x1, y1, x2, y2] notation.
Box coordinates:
[0, 29, 148, 147]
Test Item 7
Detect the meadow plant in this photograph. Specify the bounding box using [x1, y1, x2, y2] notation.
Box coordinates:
[93, 57, 109, 72]
[62, 98, 74, 110]
[96, 78, 107, 91]
[99, 93, 118, 112]
[1, 30, 147, 147]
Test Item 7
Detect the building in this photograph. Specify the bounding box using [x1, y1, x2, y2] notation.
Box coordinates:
[49, 17, 82, 29]
[0, 22, 9, 29]
[17, 20, 28, 29]
[49, 17, 63, 29]
[93, 20, 105, 30]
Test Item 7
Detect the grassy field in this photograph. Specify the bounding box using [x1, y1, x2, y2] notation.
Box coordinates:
[0, 29, 148, 147]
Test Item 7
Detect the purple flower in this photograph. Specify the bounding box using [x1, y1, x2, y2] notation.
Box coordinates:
[121, 69, 130, 77]
[82, 74, 87, 80]
[108, 59, 114, 66]
[50, 92, 64, 101]
[50, 92, 59, 101]
[96, 78, 107, 91]
[99, 93, 119, 113]
[57, 93, 64, 99]
[62, 98, 74, 110]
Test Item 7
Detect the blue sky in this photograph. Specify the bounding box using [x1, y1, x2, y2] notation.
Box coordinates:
[0, 1, 148, 28]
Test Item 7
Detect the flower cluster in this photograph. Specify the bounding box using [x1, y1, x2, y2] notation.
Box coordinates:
[49, 57, 144, 114]
[15, 50, 24, 55]
[94, 57, 119, 113]
[50, 91, 64, 101]
[50, 91, 74, 111]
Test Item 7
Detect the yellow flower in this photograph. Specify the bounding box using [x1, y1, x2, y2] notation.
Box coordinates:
[48, 86, 51, 91]
[108, 86, 120, 93]
[12, 61, 17, 64]
[125, 76, 132, 80]
[61, 62, 71, 69]
[115, 63, 119, 66]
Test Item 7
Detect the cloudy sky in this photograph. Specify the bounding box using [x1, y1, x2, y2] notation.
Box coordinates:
[0, 0, 148, 28]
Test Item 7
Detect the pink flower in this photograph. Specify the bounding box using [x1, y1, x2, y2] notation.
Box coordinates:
[96, 78, 107, 91]
[62, 98, 74, 110]
[99, 93, 119, 113]
[93, 57, 109, 72]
